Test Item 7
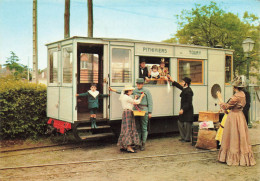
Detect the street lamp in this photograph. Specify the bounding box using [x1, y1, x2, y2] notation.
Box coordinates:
[242, 37, 255, 80]
[242, 37, 255, 128]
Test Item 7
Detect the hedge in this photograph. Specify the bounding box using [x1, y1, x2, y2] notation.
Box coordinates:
[0, 76, 48, 139]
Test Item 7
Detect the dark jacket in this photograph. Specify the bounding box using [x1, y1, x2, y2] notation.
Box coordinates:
[139, 67, 149, 80]
[79, 92, 108, 109]
[172, 81, 194, 122]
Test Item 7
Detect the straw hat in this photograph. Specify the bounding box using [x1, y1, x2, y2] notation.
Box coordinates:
[232, 76, 247, 87]
[123, 85, 135, 91]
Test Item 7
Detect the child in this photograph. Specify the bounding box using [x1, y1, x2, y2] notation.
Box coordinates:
[148, 65, 160, 84]
[76, 83, 108, 128]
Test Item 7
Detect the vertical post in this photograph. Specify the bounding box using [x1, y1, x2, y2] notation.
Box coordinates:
[28, 57, 30, 81]
[88, 0, 93, 37]
[32, 0, 38, 83]
[64, 0, 70, 38]
[246, 56, 250, 81]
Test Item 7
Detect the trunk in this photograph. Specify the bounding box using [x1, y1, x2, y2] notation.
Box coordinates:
[88, 0, 93, 37]
[64, 0, 70, 38]
[32, 0, 38, 83]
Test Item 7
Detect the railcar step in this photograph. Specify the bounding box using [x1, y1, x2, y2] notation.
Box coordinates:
[80, 133, 115, 140]
[77, 125, 111, 130]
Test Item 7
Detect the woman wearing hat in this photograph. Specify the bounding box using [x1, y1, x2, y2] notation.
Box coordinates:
[110, 85, 145, 153]
[216, 76, 256, 166]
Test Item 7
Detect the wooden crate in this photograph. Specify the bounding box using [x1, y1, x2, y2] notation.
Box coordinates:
[198, 111, 219, 123]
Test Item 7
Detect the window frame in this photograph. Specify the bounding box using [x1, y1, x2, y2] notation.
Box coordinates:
[225, 54, 233, 85]
[61, 45, 73, 86]
[48, 47, 60, 86]
[109, 46, 134, 86]
[177, 58, 204, 85]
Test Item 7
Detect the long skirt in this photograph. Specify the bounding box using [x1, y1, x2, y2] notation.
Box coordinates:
[117, 110, 140, 148]
[218, 110, 256, 166]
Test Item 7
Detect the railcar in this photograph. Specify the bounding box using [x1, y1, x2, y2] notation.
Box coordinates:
[46, 37, 234, 141]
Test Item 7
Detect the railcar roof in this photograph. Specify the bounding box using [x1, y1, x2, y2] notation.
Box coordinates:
[45, 36, 234, 51]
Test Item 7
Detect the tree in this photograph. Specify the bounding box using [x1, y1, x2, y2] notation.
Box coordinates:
[165, 1, 259, 80]
[4, 51, 31, 79]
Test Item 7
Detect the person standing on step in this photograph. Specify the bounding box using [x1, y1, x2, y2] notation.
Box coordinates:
[76, 83, 109, 129]
[168, 75, 194, 142]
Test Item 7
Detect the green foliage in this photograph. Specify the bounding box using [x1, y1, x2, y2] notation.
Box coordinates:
[0, 76, 47, 139]
[165, 1, 259, 79]
[4, 51, 32, 80]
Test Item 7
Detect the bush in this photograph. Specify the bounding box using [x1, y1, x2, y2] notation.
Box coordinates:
[0, 76, 48, 139]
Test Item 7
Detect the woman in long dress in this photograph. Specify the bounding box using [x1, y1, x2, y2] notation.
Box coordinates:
[216, 77, 256, 166]
[110, 85, 145, 153]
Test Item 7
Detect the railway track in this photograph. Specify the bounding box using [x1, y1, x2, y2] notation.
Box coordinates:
[1, 143, 259, 171]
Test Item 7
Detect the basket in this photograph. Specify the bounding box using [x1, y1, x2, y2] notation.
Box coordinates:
[133, 110, 146, 116]
[198, 111, 219, 123]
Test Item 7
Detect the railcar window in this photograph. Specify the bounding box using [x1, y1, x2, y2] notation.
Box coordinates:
[62, 47, 73, 83]
[225, 55, 232, 83]
[139, 56, 170, 85]
[111, 48, 132, 83]
[49, 50, 58, 83]
[178, 59, 203, 84]
[80, 53, 99, 83]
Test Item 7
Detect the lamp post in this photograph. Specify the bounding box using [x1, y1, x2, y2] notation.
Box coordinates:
[242, 37, 255, 80]
[242, 37, 255, 128]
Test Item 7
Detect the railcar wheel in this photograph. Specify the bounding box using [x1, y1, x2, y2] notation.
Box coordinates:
[73, 123, 93, 142]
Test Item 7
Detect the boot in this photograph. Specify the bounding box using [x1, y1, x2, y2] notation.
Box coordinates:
[90, 117, 94, 129]
[93, 118, 98, 129]
[140, 142, 145, 151]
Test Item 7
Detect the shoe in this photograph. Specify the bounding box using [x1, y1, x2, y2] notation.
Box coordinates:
[140, 143, 145, 151]
[93, 118, 98, 129]
[120, 148, 127, 152]
[184, 140, 191, 142]
[90, 118, 94, 129]
[126, 149, 136, 153]
[179, 138, 184, 141]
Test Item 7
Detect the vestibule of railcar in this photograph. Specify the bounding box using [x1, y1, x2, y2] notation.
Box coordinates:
[76, 43, 107, 121]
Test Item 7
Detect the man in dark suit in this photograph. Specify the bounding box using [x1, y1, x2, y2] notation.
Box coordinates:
[139, 59, 149, 80]
[168, 76, 194, 142]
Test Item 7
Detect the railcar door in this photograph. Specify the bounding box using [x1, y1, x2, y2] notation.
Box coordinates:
[47, 44, 75, 123]
[109, 46, 134, 120]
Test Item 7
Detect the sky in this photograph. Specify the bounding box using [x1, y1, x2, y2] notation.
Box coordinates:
[0, 0, 259, 70]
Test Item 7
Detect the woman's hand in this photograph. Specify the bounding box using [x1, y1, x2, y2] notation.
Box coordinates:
[179, 109, 184, 115]
[109, 86, 116, 92]
[216, 91, 224, 103]
[76, 94, 79, 97]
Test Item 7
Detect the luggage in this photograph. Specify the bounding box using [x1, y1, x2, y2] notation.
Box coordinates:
[198, 111, 219, 123]
[192, 122, 220, 147]
[195, 129, 217, 150]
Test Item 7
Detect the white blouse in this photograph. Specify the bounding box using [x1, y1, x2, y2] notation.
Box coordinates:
[119, 92, 141, 110]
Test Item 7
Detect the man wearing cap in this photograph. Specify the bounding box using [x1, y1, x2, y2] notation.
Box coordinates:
[168, 76, 194, 142]
[109, 78, 153, 151]
[134, 78, 153, 150]
[139, 59, 149, 80]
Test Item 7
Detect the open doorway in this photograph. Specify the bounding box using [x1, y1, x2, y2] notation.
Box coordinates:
[77, 43, 104, 121]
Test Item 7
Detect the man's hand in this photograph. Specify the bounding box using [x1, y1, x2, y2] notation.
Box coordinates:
[76, 94, 79, 97]
[179, 109, 183, 115]
[148, 113, 152, 119]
